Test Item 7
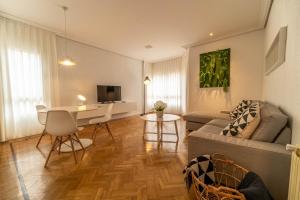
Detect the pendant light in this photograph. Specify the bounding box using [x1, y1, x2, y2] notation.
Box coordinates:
[58, 6, 76, 66]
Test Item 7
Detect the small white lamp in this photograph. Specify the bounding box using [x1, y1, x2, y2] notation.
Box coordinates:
[77, 94, 86, 106]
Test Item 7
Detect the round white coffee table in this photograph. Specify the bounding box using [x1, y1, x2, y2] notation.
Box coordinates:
[140, 113, 180, 143]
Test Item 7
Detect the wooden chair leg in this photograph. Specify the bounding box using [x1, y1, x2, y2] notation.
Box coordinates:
[174, 121, 179, 142]
[73, 133, 86, 160]
[157, 122, 161, 149]
[105, 122, 114, 140]
[36, 129, 46, 148]
[143, 120, 147, 140]
[44, 137, 59, 168]
[92, 124, 99, 144]
[161, 122, 163, 141]
[58, 137, 63, 154]
[73, 134, 85, 150]
[70, 136, 77, 164]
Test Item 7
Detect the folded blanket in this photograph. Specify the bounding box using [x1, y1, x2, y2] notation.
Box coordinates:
[238, 171, 274, 200]
[183, 155, 215, 190]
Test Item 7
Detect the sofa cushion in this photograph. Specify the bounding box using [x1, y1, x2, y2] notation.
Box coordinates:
[186, 121, 206, 131]
[183, 112, 229, 124]
[230, 100, 252, 119]
[189, 125, 223, 137]
[221, 102, 260, 139]
[251, 103, 288, 142]
[207, 119, 231, 128]
[183, 112, 213, 124]
[274, 127, 292, 145]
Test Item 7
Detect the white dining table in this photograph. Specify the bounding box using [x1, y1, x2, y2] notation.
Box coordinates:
[39, 104, 103, 152]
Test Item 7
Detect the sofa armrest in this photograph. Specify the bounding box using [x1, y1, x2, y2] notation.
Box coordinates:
[188, 132, 291, 199]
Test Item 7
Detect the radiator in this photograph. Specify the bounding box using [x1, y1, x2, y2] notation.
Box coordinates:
[287, 144, 300, 200]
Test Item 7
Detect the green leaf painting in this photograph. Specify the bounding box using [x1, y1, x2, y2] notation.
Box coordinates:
[199, 48, 230, 91]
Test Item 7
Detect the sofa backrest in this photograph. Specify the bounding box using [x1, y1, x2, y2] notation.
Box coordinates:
[251, 102, 289, 143]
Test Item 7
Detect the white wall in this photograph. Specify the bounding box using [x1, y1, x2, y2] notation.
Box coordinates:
[56, 36, 143, 114]
[263, 0, 300, 144]
[188, 30, 264, 113]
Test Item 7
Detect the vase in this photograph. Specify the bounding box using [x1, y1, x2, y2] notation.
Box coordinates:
[156, 110, 163, 118]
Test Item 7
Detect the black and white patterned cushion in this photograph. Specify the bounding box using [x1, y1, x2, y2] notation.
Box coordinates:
[229, 100, 252, 119]
[183, 155, 215, 190]
[222, 102, 259, 137]
[221, 123, 239, 136]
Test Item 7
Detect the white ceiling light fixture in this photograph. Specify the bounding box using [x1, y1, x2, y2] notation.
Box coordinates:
[58, 6, 76, 66]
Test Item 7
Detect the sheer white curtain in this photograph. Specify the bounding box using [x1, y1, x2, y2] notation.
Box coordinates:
[181, 49, 190, 114]
[147, 57, 183, 114]
[0, 17, 59, 141]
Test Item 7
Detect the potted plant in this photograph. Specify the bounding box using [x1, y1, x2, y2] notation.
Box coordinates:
[153, 100, 167, 118]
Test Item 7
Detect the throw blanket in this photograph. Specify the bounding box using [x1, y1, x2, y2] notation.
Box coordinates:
[238, 171, 274, 200]
[183, 155, 215, 190]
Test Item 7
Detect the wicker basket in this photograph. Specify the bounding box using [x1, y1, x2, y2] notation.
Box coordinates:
[191, 154, 248, 200]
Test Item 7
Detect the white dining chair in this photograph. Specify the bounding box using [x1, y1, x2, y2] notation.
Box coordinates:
[89, 103, 114, 143]
[36, 105, 49, 148]
[44, 110, 85, 167]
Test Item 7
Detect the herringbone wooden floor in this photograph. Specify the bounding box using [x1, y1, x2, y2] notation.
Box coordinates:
[0, 116, 189, 200]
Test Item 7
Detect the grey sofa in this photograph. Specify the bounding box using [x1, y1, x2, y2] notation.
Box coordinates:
[184, 102, 291, 200]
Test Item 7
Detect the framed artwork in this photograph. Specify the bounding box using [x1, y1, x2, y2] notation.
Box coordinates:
[199, 48, 230, 91]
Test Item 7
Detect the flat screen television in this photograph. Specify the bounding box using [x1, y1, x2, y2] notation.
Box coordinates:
[97, 85, 121, 103]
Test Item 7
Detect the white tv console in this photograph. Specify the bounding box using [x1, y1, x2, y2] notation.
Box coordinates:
[77, 101, 137, 125]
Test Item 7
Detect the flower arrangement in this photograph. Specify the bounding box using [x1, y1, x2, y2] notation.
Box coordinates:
[153, 100, 167, 118]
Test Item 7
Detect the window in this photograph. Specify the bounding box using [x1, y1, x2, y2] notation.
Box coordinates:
[147, 57, 182, 114]
[0, 17, 57, 141]
[5, 49, 44, 134]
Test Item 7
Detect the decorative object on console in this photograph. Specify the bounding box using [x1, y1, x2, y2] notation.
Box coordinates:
[153, 100, 167, 118]
[199, 48, 230, 92]
[77, 94, 86, 106]
[221, 102, 260, 139]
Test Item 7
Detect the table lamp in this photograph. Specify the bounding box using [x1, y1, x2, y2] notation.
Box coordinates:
[77, 94, 86, 106]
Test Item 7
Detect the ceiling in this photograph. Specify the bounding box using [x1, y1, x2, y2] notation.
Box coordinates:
[0, 0, 271, 62]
